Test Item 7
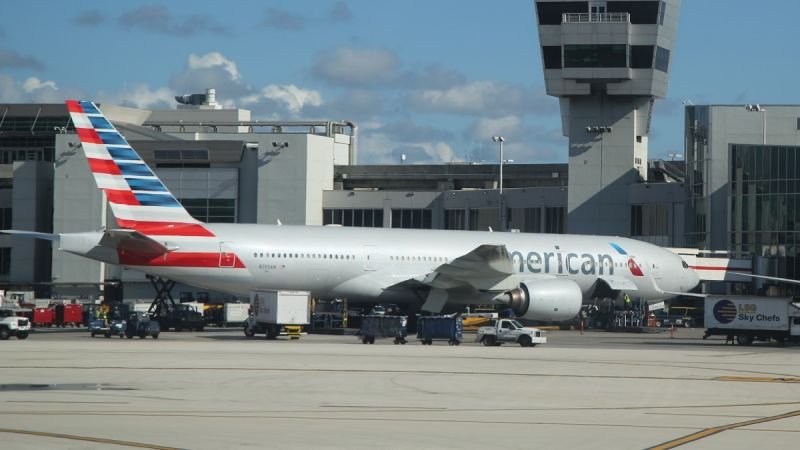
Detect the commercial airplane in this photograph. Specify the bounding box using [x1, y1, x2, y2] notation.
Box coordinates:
[2, 100, 700, 321]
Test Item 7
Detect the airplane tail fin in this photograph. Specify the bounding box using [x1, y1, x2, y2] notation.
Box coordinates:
[65, 100, 213, 237]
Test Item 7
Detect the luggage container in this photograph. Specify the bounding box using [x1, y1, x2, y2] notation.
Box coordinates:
[417, 315, 463, 345]
[359, 315, 407, 344]
[55, 304, 83, 327]
[33, 307, 54, 327]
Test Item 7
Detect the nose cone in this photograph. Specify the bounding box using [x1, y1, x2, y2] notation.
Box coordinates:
[685, 266, 701, 291]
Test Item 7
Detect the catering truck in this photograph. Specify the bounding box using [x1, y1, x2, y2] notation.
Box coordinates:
[703, 296, 800, 345]
[244, 290, 310, 339]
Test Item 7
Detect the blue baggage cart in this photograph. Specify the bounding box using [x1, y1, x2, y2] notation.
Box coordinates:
[360, 315, 407, 344]
[417, 315, 463, 345]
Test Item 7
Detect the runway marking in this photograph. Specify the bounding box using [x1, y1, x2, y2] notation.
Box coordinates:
[715, 376, 800, 383]
[645, 409, 800, 450]
[0, 427, 183, 449]
[3, 364, 799, 382]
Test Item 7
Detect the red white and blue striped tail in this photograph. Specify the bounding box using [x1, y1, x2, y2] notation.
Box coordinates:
[66, 100, 213, 237]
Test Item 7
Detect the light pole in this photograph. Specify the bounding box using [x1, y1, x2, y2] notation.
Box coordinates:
[492, 136, 506, 230]
[745, 104, 766, 145]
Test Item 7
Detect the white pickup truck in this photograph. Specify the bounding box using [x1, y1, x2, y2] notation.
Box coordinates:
[0, 308, 31, 340]
[476, 318, 547, 347]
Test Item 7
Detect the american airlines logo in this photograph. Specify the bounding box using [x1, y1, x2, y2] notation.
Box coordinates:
[508, 243, 644, 277]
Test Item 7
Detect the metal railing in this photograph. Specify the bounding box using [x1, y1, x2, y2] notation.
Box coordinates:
[562, 12, 630, 23]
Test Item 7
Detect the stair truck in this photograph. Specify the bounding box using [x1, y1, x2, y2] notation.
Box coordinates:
[244, 290, 310, 339]
[703, 296, 800, 345]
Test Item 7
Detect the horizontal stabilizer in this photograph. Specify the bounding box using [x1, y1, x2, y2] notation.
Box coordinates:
[101, 229, 170, 257]
[0, 230, 60, 241]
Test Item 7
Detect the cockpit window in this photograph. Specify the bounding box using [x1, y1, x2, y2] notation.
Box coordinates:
[682, 261, 689, 269]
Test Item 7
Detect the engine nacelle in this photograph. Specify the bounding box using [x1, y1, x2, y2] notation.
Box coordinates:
[504, 278, 582, 322]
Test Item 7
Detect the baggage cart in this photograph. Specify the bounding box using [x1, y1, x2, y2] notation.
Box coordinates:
[33, 307, 54, 327]
[359, 315, 407, 344]
[417, 315, 463, 345]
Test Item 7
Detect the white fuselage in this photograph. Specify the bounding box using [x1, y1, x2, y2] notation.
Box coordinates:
[120, 224, 699, 305]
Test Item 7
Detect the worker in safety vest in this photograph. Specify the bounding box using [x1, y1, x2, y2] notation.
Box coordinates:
[623, 293, 632, 311]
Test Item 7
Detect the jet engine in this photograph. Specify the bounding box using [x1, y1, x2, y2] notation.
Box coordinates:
[502, 278, 582, 321]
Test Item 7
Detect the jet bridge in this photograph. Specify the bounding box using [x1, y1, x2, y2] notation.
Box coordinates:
[667, 248, 752, 282]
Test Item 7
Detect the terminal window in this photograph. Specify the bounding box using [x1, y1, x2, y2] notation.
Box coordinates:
[323, 208, 383, 227]
[536, 1, 589, 25]
[179, 198, 236, 223]
[0, 248, 9, 275]
[564, 44, 626, 68]
[0, 208, 11, 229]
[545, 207, 566, 234]
[542, 46, 562, 69]
[606, 1, 660, 24]
[630, 45, 654, 69]
[655, 46, 670, 72]
[391, 209, 432, 229]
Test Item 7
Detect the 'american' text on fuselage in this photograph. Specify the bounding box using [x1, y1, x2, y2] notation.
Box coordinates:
[510, 251, 615, 276]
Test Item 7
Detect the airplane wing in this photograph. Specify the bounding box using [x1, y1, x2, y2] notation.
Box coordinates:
[419, 244, 514, 291]
[731, 272, 800, 286]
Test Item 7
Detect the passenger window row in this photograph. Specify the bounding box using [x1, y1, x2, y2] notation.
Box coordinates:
[253, 252, 356, 260]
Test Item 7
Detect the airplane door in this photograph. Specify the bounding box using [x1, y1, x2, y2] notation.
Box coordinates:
[219, 242, 236, 268]
[363, 245, 377, 271]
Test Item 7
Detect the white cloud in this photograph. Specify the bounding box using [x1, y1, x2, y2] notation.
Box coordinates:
[312, 47, 398, 86]
[245, 84, 322, 115]
[96, 83, 175, 109]
[22, 77, 58, 93]
[471, 115, 522, 139]
[407, 81, 554, 117]
[187, 52, 240, 80]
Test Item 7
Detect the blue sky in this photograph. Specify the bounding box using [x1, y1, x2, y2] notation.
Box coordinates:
[1, 1, 798, 164]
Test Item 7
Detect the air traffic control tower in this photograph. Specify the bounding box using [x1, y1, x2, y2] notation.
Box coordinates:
[534, 0, 680, 235]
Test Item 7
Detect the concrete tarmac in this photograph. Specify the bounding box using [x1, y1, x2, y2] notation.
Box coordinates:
[1, 328, 799, 449]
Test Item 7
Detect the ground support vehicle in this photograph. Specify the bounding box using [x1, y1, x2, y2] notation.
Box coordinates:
[89, 319, 126, 338]
[651, 311, 693, 328]
[360, 315, 407, 344]
[703, 296, 800, 345]
[0, 308, 31, 340]
[476, 318, 547, 347]
[244, 290, 310, 340]
[125, 313, 160, 339]
[155, 304, 204, 331]
[417, 315, 463, 345]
